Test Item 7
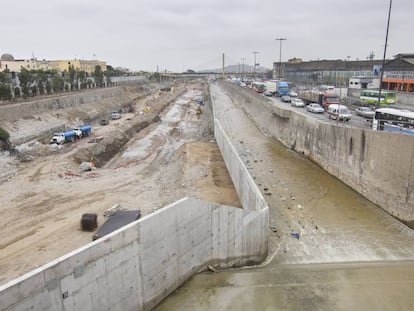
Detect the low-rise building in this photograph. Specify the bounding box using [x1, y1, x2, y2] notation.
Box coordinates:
[274, 53, 414, 93]
[0, 53, 106, 75]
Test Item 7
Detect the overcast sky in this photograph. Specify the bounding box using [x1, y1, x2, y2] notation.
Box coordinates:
[1, 0, 412, 72]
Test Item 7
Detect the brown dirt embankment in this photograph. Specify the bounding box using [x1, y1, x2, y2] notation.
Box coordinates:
[72, 86, 187, 167]
[0, 82, 169, 146]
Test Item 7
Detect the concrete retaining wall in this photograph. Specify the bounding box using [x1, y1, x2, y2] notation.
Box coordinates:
[0, 114, 269, 311]
[0, 197, 268, 311]
[0, 87, 137, 122]
[222, 81, 414, 223]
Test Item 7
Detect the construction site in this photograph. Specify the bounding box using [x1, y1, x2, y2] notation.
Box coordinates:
[1, 78, 414, 310]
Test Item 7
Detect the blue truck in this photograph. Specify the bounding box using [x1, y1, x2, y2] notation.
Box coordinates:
[276, 81, 290, 96]
[50, 130, 76, 144]
[73, 125, 92, 139]
[50, 125, 92, 144]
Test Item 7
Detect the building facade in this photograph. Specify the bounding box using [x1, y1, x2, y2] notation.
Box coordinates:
[0, 54, 106, 75]
[274, 53, 414, 93]
[274, 58, 382, 86]
[381, 54, 414, 92]
[48, 59, 107, 74]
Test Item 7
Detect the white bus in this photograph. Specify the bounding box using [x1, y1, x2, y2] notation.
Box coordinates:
[373, 108, 414, 135]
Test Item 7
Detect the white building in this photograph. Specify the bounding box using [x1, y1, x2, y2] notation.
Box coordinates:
[348, 76, 380, 89]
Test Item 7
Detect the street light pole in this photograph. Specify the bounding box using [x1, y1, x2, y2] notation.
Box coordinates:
[241, 57, 246, 80]
[252, 51, 259, 79]
[275, 38, 287, 79]
[376, 0, 393, 109]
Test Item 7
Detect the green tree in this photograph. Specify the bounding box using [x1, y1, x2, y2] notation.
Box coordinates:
[0, 127, 11, 150]
[93, 65, 104, 87]
[18, 68, 35, 97]
[52, 75, 65, 92]
[105, 65, 128, 77]
[14, 87, 21, 97]
[0, 72, 12, 100]
[77, 70, 88, 89]
[68, 65, 77, 90]
[0, 127, 10, 141]
[35, 70, 48, 95]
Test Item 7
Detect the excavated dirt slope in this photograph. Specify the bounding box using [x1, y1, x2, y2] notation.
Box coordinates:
[0, 80, 240, 284]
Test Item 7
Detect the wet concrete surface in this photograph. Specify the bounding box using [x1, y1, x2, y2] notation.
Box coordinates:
[153, 82, 414, 310]
[155, 261, 414, 311]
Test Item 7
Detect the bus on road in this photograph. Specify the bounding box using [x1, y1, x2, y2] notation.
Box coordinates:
[373, 107, 414, 135]
[252, 82, 266, 93]
[360, 89, 396, 105]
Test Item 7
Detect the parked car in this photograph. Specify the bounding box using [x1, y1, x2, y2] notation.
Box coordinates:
[291, 98, 305, 107]
[306, 103, 324, 113]
[327, 104, 351, 121]
[111, 112, 121, 120]
[195, 96, 204, 104]
[281, 95, 291, 103]
[264, 91, 273, 97]
[355, 107, 375, 118]
[288, 90, 298, 97]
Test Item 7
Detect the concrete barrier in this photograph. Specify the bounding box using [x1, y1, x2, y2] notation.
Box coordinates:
[0, 198, 268, 311]
[0, 101, 269, 310]
[222, 81, 414, 223]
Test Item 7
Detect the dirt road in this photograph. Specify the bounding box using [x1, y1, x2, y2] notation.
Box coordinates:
[0, 81, 240, 285]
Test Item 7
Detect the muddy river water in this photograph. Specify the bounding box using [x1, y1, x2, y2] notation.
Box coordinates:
[153, 82, 414, 310]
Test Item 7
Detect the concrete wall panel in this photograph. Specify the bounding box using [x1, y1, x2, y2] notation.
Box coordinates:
[0, 95, 269, 311]
[223, 81, 414, 223]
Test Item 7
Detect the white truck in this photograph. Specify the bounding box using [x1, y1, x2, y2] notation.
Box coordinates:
[50, 130, 76, 144]
[265, 80, 278, 95]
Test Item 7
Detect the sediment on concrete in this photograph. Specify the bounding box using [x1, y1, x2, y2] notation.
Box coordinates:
[0, 105, 269, 311]
[221, 81, 414, 223]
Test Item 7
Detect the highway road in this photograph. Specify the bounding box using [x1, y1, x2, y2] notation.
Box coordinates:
[154, 81, 414, 310]
[269, 95, 374, 130]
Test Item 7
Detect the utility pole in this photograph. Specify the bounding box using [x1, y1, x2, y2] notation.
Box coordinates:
[157, 65, 160, 83]
[377, 0, 393, 109]
[275, 38, 287, 79]
[222, 53, 225, 79]
[252, 51, 259, 79]
[241, 58, 246, 80]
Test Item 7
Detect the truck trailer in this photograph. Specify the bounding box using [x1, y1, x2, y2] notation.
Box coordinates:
[265, 80, 278, 95]
[50, 130, 76, 144]
[299, 90, 340, 110]
[276, 81, 290, 96]
[73, 125, 92, 139]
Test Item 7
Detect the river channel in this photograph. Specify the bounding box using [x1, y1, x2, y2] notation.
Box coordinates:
[153, 81, 414, 310]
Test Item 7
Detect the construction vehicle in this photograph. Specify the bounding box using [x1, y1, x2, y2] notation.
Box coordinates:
[73, 125, 92, 139]
[50, 130, 76, 144]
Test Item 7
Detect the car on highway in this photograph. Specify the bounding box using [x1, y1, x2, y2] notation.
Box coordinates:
[355, 107, 375, 118]
[264, 91, 273, 97]
[306, 103, 324, 114]
[281, 95, 291, 103]
[291, 98, 305, 108]
[288, 90, 298, 97]
[327, 104, 351, 121]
